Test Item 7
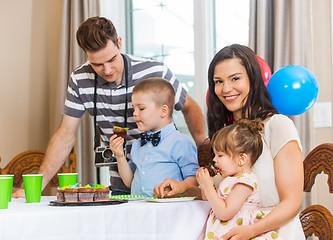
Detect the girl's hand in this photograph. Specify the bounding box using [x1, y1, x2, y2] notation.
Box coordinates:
[109, 134, 125, 157]
[196, 167, 214, 189]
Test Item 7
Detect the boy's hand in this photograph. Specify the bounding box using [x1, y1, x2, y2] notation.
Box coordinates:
[196, 167, 214, 189]
[109, 134, 125, 157]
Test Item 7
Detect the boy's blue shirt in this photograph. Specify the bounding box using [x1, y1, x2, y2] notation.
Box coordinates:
[129, 123, 199, 197]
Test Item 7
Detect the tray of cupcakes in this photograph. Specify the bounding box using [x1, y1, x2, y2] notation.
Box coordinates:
[49, 183, 127, 206]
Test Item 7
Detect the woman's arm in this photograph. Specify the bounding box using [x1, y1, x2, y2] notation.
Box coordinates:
[253, 140, 303, 232]
[222, 140, 303, 239]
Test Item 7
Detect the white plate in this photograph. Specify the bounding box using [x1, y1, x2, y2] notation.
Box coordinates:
[145, 197, 195, 203]
[109, 195, 146, 201]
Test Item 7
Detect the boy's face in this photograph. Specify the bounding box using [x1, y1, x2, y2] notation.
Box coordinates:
[132, 92, 165, 132]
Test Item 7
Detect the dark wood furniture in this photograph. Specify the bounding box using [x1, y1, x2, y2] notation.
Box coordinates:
[0, 150, 77, 188]
[300, 143, 333, 239]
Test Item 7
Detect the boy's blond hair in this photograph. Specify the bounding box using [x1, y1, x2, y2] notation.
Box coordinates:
[132, 78, 175, 117]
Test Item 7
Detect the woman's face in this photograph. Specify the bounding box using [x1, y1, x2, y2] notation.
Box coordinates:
[213, 58, 250, 120]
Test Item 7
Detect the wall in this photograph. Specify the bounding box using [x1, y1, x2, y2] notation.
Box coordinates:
[312, 0, 333, 213]
[0, 0, 62, 167]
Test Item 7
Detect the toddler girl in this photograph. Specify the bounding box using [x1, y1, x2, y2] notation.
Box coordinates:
[197, 119, 281, 240]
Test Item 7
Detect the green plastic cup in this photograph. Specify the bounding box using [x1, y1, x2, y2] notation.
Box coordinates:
[57, 173, 78, 187]
[0, 177, 12, 209]
[0, 175, 14, 202]
[23, 174, 43, 203]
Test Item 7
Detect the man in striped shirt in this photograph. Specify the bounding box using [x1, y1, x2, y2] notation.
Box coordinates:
[13, 16, 205, 197]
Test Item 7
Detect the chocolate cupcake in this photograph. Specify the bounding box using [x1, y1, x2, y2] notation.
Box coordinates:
[113, 126, 128, 139]
[204, 166, 217, 177]
[64, 188, 78, 202]
[78, 187, 95, 202]
[94, 187, 110, 201]
[56, 188, 65, 202]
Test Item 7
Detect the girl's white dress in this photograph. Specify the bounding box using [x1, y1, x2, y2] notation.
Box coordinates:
[204, 172, 281, 240]
[252, 114, 305, 239]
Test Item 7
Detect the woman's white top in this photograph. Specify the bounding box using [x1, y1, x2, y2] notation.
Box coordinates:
[252, 114, 305, 239]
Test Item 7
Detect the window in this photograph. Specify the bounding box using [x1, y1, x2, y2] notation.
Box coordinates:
[214, 0, 250, 51]
[101, 0, 250, 137]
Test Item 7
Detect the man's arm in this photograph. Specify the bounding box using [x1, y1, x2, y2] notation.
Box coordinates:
[181, 95, 206, 146]
[13, 115, 80, 197]
[39, 115, 81, 190]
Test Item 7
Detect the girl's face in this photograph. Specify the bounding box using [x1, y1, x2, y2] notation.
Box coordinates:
[132, 92, 164, 132]
[213, 58, 250, 120]
[213, 151, 241, 178]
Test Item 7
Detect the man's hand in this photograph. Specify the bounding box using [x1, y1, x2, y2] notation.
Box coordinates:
[12, 188, 25, 198]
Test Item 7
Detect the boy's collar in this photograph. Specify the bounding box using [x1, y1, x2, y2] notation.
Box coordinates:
[146, 123, 176, 139]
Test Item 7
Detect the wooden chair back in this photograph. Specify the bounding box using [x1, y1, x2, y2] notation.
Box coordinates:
[0, 150, 77, 188]
[300, 143, 333, 239]
[197, 143, 213, 168]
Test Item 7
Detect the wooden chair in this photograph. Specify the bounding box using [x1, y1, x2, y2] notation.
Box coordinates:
[197, 143, 214, 168]
[300, 143, 333, 239]
[0, 150, 77, 188]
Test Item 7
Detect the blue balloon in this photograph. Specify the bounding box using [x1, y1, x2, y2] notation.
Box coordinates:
[267, 65, 319, 116]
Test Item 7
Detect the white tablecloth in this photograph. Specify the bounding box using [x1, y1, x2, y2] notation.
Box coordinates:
[0, 196, 210, 240]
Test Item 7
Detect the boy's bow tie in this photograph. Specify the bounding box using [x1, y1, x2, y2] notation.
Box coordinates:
[140, 131, 161, 146]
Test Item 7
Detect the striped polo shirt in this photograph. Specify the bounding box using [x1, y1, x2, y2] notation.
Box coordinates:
[63, 54, 187, 191]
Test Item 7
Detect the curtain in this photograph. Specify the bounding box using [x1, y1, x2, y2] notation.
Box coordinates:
[54, 0, 100, 185]
[249, 0, 314, 209]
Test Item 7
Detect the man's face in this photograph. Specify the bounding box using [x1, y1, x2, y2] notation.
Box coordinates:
[87, 38, 124, 85]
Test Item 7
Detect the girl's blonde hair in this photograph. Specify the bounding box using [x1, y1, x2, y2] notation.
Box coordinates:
[211, 119, 264, 166]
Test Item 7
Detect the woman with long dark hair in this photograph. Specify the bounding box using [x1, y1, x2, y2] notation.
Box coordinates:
[155, 44, 305, 239]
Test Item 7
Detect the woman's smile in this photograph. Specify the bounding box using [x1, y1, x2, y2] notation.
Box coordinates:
[224, 94, 239, 102]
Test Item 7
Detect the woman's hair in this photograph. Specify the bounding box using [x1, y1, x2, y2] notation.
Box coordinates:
[207, 44, 278, 138]
[211, 118, 264, 166]
[132, 78, 175, 117]
[76, 17, 118, 53]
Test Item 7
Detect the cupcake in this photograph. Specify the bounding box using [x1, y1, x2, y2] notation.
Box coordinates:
[94, 186, 110, 201]
[78, 187, 95, 202]
[56, 188, 65, 202]
[64, 188, 78, 202]
[113, 126, 128, 139]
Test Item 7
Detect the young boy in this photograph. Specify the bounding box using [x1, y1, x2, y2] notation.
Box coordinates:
[109, 78, 199, 197]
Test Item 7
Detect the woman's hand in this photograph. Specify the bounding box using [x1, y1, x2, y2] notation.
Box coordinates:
[221, 225, 254, 240]
[109, 134, 125, 157]
[196, 167, 214, 189]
